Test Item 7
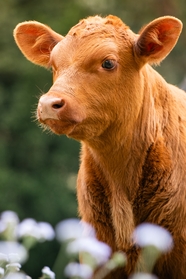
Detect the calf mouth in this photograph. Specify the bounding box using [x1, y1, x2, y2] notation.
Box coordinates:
[38, 117, 79, 136]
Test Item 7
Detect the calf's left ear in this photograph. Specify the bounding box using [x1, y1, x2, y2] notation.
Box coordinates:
[134, 16, 182, 65]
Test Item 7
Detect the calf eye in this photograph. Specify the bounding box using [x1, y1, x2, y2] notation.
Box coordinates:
[102, 59, 116, 70]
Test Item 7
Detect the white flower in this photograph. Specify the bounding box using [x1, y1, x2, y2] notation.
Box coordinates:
[0, 211, 19, 238]
[0, 241, 28, 264]
[17, 219, 54, 242]
[129, 272, 158, 279]
[64, 262, 93, 279]
[56, 219, 95, 242]
[56, 219, 111, 265]
[37, 222, 55, 241]
[133, 223, 173, 252]
[67, 237, 111, 265]
[1, 211, 19, 227]
[17, 219, 39, 239]
[41, 266, 55, 279]
[56, 219, 83, 241]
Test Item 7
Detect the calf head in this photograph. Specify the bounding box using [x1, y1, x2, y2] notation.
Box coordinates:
[13, 15, 182, 142]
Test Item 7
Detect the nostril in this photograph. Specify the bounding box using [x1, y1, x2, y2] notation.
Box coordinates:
[52, 100, 65, 109]
[52, 103, 62, 109]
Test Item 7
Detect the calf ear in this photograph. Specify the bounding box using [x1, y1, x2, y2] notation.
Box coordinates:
[134, 16, 182, 65]
[13, 21, 63, 67]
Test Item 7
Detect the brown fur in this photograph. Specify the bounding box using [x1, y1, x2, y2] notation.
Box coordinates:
[13, 15, 186, 278]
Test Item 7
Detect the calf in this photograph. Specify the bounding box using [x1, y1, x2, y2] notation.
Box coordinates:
[14, 15, 186, 278]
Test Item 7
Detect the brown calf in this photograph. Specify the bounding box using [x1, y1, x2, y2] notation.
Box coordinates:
[14, 15, 186, 278]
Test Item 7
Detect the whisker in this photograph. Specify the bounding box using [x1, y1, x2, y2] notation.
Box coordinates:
[35, 85, 46, 97]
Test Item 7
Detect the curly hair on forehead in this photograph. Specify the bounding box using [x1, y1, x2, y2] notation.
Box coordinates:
[68, 15, 129, 37]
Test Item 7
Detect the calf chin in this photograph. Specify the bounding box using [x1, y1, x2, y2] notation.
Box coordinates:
[40, 118, 76, 135]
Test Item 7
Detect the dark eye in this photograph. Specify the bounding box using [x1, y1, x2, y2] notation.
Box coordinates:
[102, 59, 116, 70]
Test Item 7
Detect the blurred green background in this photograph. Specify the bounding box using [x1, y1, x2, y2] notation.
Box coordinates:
[0, 0, 186, 278]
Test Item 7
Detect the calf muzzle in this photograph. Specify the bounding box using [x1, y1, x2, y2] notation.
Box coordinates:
[37, 95, 64, 121]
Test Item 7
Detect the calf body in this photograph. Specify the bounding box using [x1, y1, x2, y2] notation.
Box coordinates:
[14, 15, 186, 278]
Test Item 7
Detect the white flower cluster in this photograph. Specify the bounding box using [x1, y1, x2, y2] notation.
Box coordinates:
[56, 218, 126, 279]
[0, 211, 55, 245]
[56, 218, 111, 265]
[0, 210, 174, 279]
[56, 219, 112, 278]
[0, 242, 27, 264]
[17, 218, 55, 242]
[0, 211, 55, 279]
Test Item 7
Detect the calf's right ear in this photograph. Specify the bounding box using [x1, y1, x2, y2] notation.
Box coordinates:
[13, 21, 63, 67]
